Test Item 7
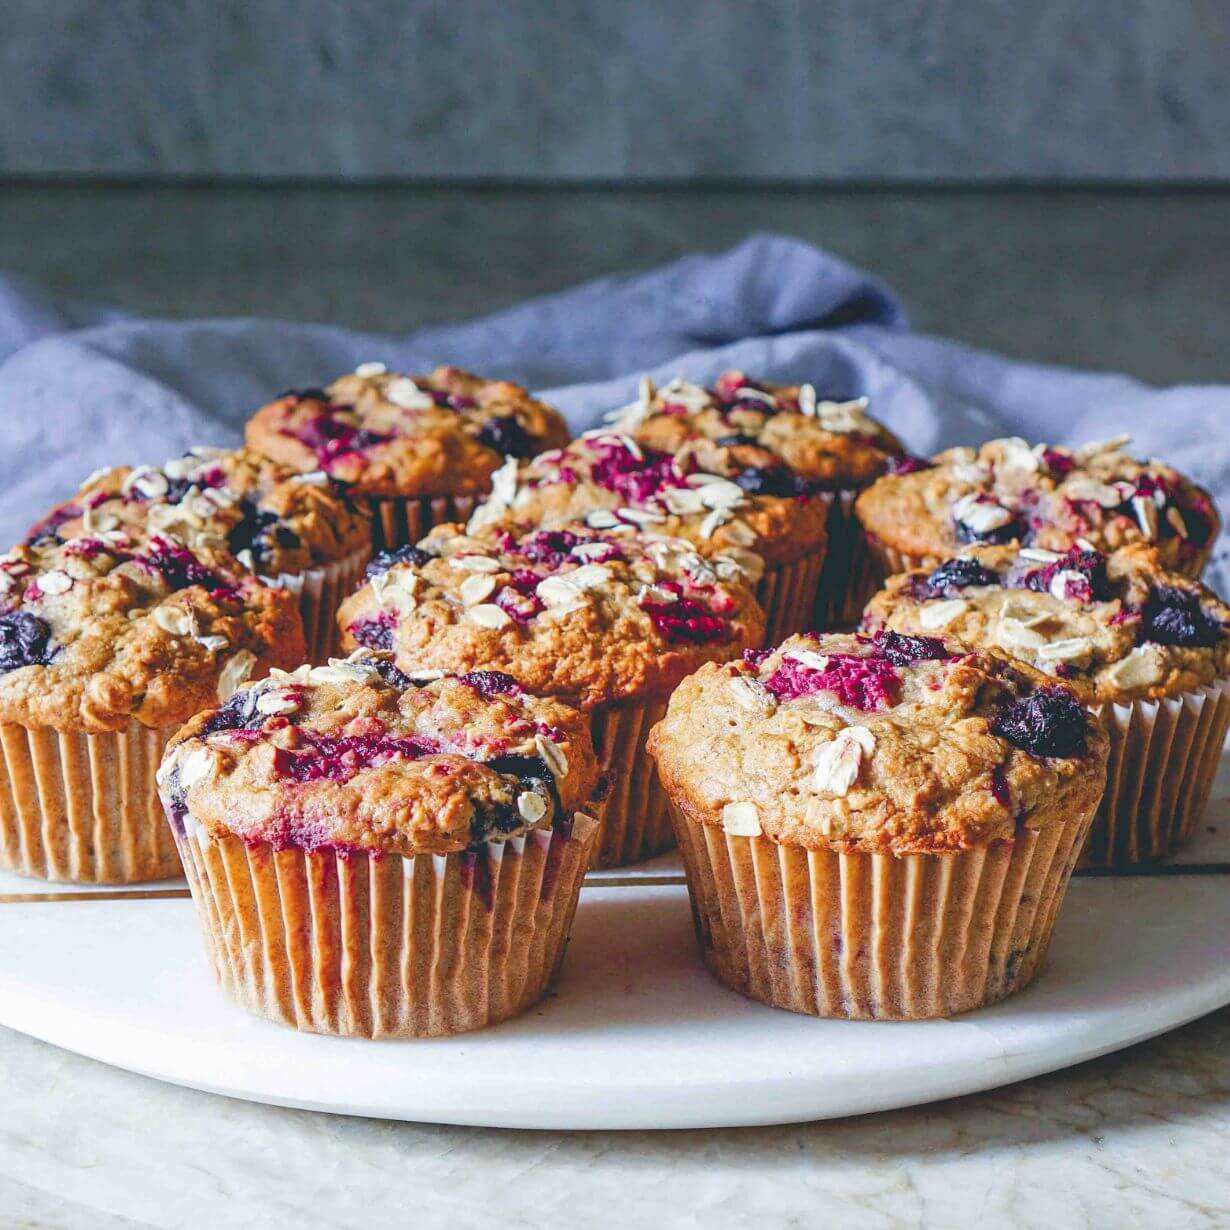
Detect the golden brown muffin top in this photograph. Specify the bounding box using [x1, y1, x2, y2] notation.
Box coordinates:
[854, 435, 1219, 574]
[0, 532, 305, 732]
[862, 544, 1230, 705]
[648, 630, 1108, 856]
[158, 651, 599, 857]
[468, 428, 828, 569]
[27, 448, 370, 578]
[608, 370, 906, 490]
[244, 364, 570, 498]
[336, 521, 766, 710]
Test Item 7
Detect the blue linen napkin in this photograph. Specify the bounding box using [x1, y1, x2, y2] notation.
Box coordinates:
[1, 233, 1225, 589]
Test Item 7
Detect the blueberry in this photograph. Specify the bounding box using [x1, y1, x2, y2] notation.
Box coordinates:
[0, 613, 53, 672]
[477, 415, 537, 458]
[480, 754, 561, 838]
[873, 630, 950, 666]
[365, 544, 433, 579]
[734, 466, 815, 498]
[458, 670, 522, 698]
[1141, 585, 1222, 648]
[199, 688, 264, 735]
[716, 434, 760, 448]
[369, 656, 412, 689]
[956, 515, 1021, 546]
[915, 557, 1000, 598]
[991, 687, 1086, 758]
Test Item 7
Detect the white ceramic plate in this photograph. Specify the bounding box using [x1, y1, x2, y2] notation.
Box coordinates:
[1, 771, 1227, 1130]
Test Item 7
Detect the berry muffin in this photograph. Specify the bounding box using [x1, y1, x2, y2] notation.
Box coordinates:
[28, 448, 371, 662]
[468, 426, 827, 642]
[608, 370, 911, 627]
[0, 531, 305, 882]
[157, 651, 601, 1038]
[854, 435, 1219, 586]
[648, 631, 1108, 1019]
[245, 363, 571, 551]
[336, 521, 766, 867]
[863, 543, 1230, 867]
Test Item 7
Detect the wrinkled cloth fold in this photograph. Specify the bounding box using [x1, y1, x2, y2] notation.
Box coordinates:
[1, 232, 1225, 589]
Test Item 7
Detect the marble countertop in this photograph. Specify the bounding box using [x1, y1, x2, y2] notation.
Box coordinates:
[2, 1007, 1228, 1228]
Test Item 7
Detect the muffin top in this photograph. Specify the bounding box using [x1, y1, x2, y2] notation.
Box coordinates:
[336, 521, 766, 710]
[648, 630, 1109, 855]
[854, 435, 1219, 574]
[467, 429, 829, 568]
[608, 370, 906, 490]
[157, 649, 599, 857]
[0, 531, 305, 732]
[28, 448, 371, 578]
[244, 364, 570, 498]
[862, 544, 1230, 704]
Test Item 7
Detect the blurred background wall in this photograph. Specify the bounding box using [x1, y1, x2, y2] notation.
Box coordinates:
[4, 0, 1229, 182]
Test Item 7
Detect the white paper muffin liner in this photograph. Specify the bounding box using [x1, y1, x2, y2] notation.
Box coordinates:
[813, 489, 885, 630]
[263, 544, 372, 665]
[589, 695, 676, 868]
[172, 813, 599, 1038]
[1084, 677, 1230, 868]
[0, 721, 178, 882]
[669, 798, 1095, 1020]
[368, 494, 479, 552]
[757, 549, 829, 645]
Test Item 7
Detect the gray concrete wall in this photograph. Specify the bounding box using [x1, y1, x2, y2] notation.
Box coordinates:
[3, 1, 1229, 181]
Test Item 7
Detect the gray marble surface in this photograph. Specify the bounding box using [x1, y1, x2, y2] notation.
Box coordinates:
[2, 2, 1229, 180]
[1, 1009, 1228, 1228]
[1, 184, 1229, 1227]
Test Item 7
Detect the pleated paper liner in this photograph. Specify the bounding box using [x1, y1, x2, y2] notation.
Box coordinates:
[263, 545, 372, 665]
[368, 494, 479, 552]
[0, 721, 178, 883]
[1083, 677, 1230, 868]
[670, 800, 1095, 1020]
[589, 695, 675, 868]
[813, 489, 882, 631]
[174, 813, 599, 1039]
[757, 548, 828, 645]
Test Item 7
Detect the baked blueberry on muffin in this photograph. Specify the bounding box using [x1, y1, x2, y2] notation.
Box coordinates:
[29, 448, 371, 661]
[158, 650, 601, 1037]
[854, 435, 1219, 584]
[0, 531, 305, 882]
[337, 521, 766, 867]
[864, 543, 1230, 866]
[469, 426, 826, 642]
[607, 370, 910, 627]
[648, 631, 1108, 1019]
[244, 364, 571, 550]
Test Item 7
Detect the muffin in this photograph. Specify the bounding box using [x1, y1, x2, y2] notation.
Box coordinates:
[468, 425, 827, 642]
[609, 370, 910, 627]
[854, 435, 1219, 586]
[864, 543, 1230, 867]
[648, 630, 1108, 1019]
[28, 447, 371, 662]
[157, 651, 601, 1038]
[0, 531, 305, 882]
[337, 521, 765, 867]
[245, 363, 571, 551]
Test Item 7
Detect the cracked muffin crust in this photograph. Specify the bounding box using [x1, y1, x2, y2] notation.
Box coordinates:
[158, 649, 599, 857]
[244, 364, 570, 499]
[854, 435, 1219, 579]
[648, 629, 1108, 855]
[608, 370, 907, 490]
[468, 429, 826, 570]
[863, 544, 1230, 705]
[28, 447, 371, 579]
[0, 532, 305, 732]
[337, 521, 766, 710]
